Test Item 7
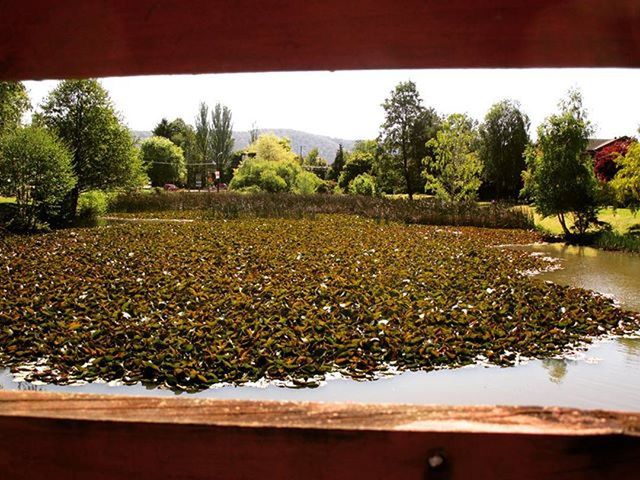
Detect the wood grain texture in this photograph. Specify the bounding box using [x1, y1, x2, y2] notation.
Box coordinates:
[0, 0, 639, 80]
[1, 391, 640, 479]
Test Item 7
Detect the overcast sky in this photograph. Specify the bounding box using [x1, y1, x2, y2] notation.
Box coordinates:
[24, 69, 640, 141]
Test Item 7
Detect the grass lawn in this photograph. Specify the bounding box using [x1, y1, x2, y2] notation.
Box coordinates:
[525, 206, 639, 235]
[1, 214, 637, 391]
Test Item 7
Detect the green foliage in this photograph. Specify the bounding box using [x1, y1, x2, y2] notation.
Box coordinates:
[522, 88, 598, 236]
[610, 142, 640, 212]
[152, 117, 194, 151]
[379, 81, 438, 199]
[479, 100, 530, 200]
[294, 170, 324, 195]
[348, 173, 377, 196]
[423, 113, 482, 202]
[303, 147, 327, 167]
[0, 126, 76, 230]
[209, 103, 235, 183]
[247, 133, 297, 163]
[327, 144, 345, 181]
[338, 140, 376, 190]
[0, 81, 31, 138]
[1, 216, 635, 391]
[77, 190, 109, 220]
[193, 102, 211, 187]
[229, 153, 322, 194]
[141, 136, 186, 187]
[36, 79, 145, 194]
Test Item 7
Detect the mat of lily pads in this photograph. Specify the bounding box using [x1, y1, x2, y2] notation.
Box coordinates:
[0, 215, 638, 391]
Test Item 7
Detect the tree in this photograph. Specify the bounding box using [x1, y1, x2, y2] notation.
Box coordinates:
[610, 141, 640, 212]
[152, 118, 173, 139]
[141, 136, 186, 187]
[0, 126, 76, 230]
[249, 122, 259, 144]
[479, 100, 530, 200]
[0, 81, 30, 138]
[522, 88, 597, 236]
[328, 144, 345, 181]
[338, 140, 376, 190]
[36, 79, 145, 218]
[423, 114, 482, 202]
[152, 117, 194, 151]
[209, 103, 235, 183]
[247, 133, 297, 163]
[593, 138, 634, 182]
[303, 147, 327, 167]
[378, 81, 427, 200]
[193, 102, 211, 187]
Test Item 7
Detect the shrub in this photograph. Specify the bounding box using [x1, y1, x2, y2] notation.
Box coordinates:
[77, 190, 109, 220]
[230, 157, 322, 194]
[348, 173, 377, 196]
[294, 171, 323, 195]
[0, 126, 76, 231]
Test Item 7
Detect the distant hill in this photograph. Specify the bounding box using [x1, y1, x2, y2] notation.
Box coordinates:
[132, 128, 358, 164]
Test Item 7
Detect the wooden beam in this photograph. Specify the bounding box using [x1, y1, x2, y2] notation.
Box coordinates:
[1, 0, 639, 81]
[1, 391, 639, 479]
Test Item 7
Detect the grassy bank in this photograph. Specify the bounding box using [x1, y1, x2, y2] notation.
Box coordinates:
[109, 191, 535, 230]
[0, 215, 637, 391]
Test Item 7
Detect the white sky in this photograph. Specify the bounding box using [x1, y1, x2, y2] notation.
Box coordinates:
[24, 69, 640, 141]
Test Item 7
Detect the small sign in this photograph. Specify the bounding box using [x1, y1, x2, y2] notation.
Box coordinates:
[195, 179, 202, 188]
[215, 170, 220, 180]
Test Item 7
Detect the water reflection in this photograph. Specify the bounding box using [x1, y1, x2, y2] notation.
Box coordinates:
[542, 358, 569, 384]
[514, 243, 640, 312]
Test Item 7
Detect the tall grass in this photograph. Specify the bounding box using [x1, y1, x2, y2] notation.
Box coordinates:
[109, 192, 534, 229]
[594, 230, 640, 253]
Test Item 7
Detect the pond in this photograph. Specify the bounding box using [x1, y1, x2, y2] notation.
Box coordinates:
[2, 242, 640, 411]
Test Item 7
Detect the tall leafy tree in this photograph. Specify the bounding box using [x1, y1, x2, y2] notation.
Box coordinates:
[423, 113, 482, 202]
[209, 103, 234, 183]
[378, 81, 427, 200]
[193, 102, 211, 187]
[36, 79, 145, 218]
[0, 81, 31, 138]
[140, 136, 186, 187]
[522, 88, 597, 236]
[479, 100, 530, 200]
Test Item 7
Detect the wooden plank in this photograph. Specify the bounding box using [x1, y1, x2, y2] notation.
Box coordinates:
[0, 391, 639, 479]
[1, 0, 639, 81]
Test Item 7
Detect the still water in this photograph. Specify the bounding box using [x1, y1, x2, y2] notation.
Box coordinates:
[2, 243, 640, 410]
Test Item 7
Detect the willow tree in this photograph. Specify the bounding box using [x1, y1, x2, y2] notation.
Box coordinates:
[423, 113, 482, 203]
